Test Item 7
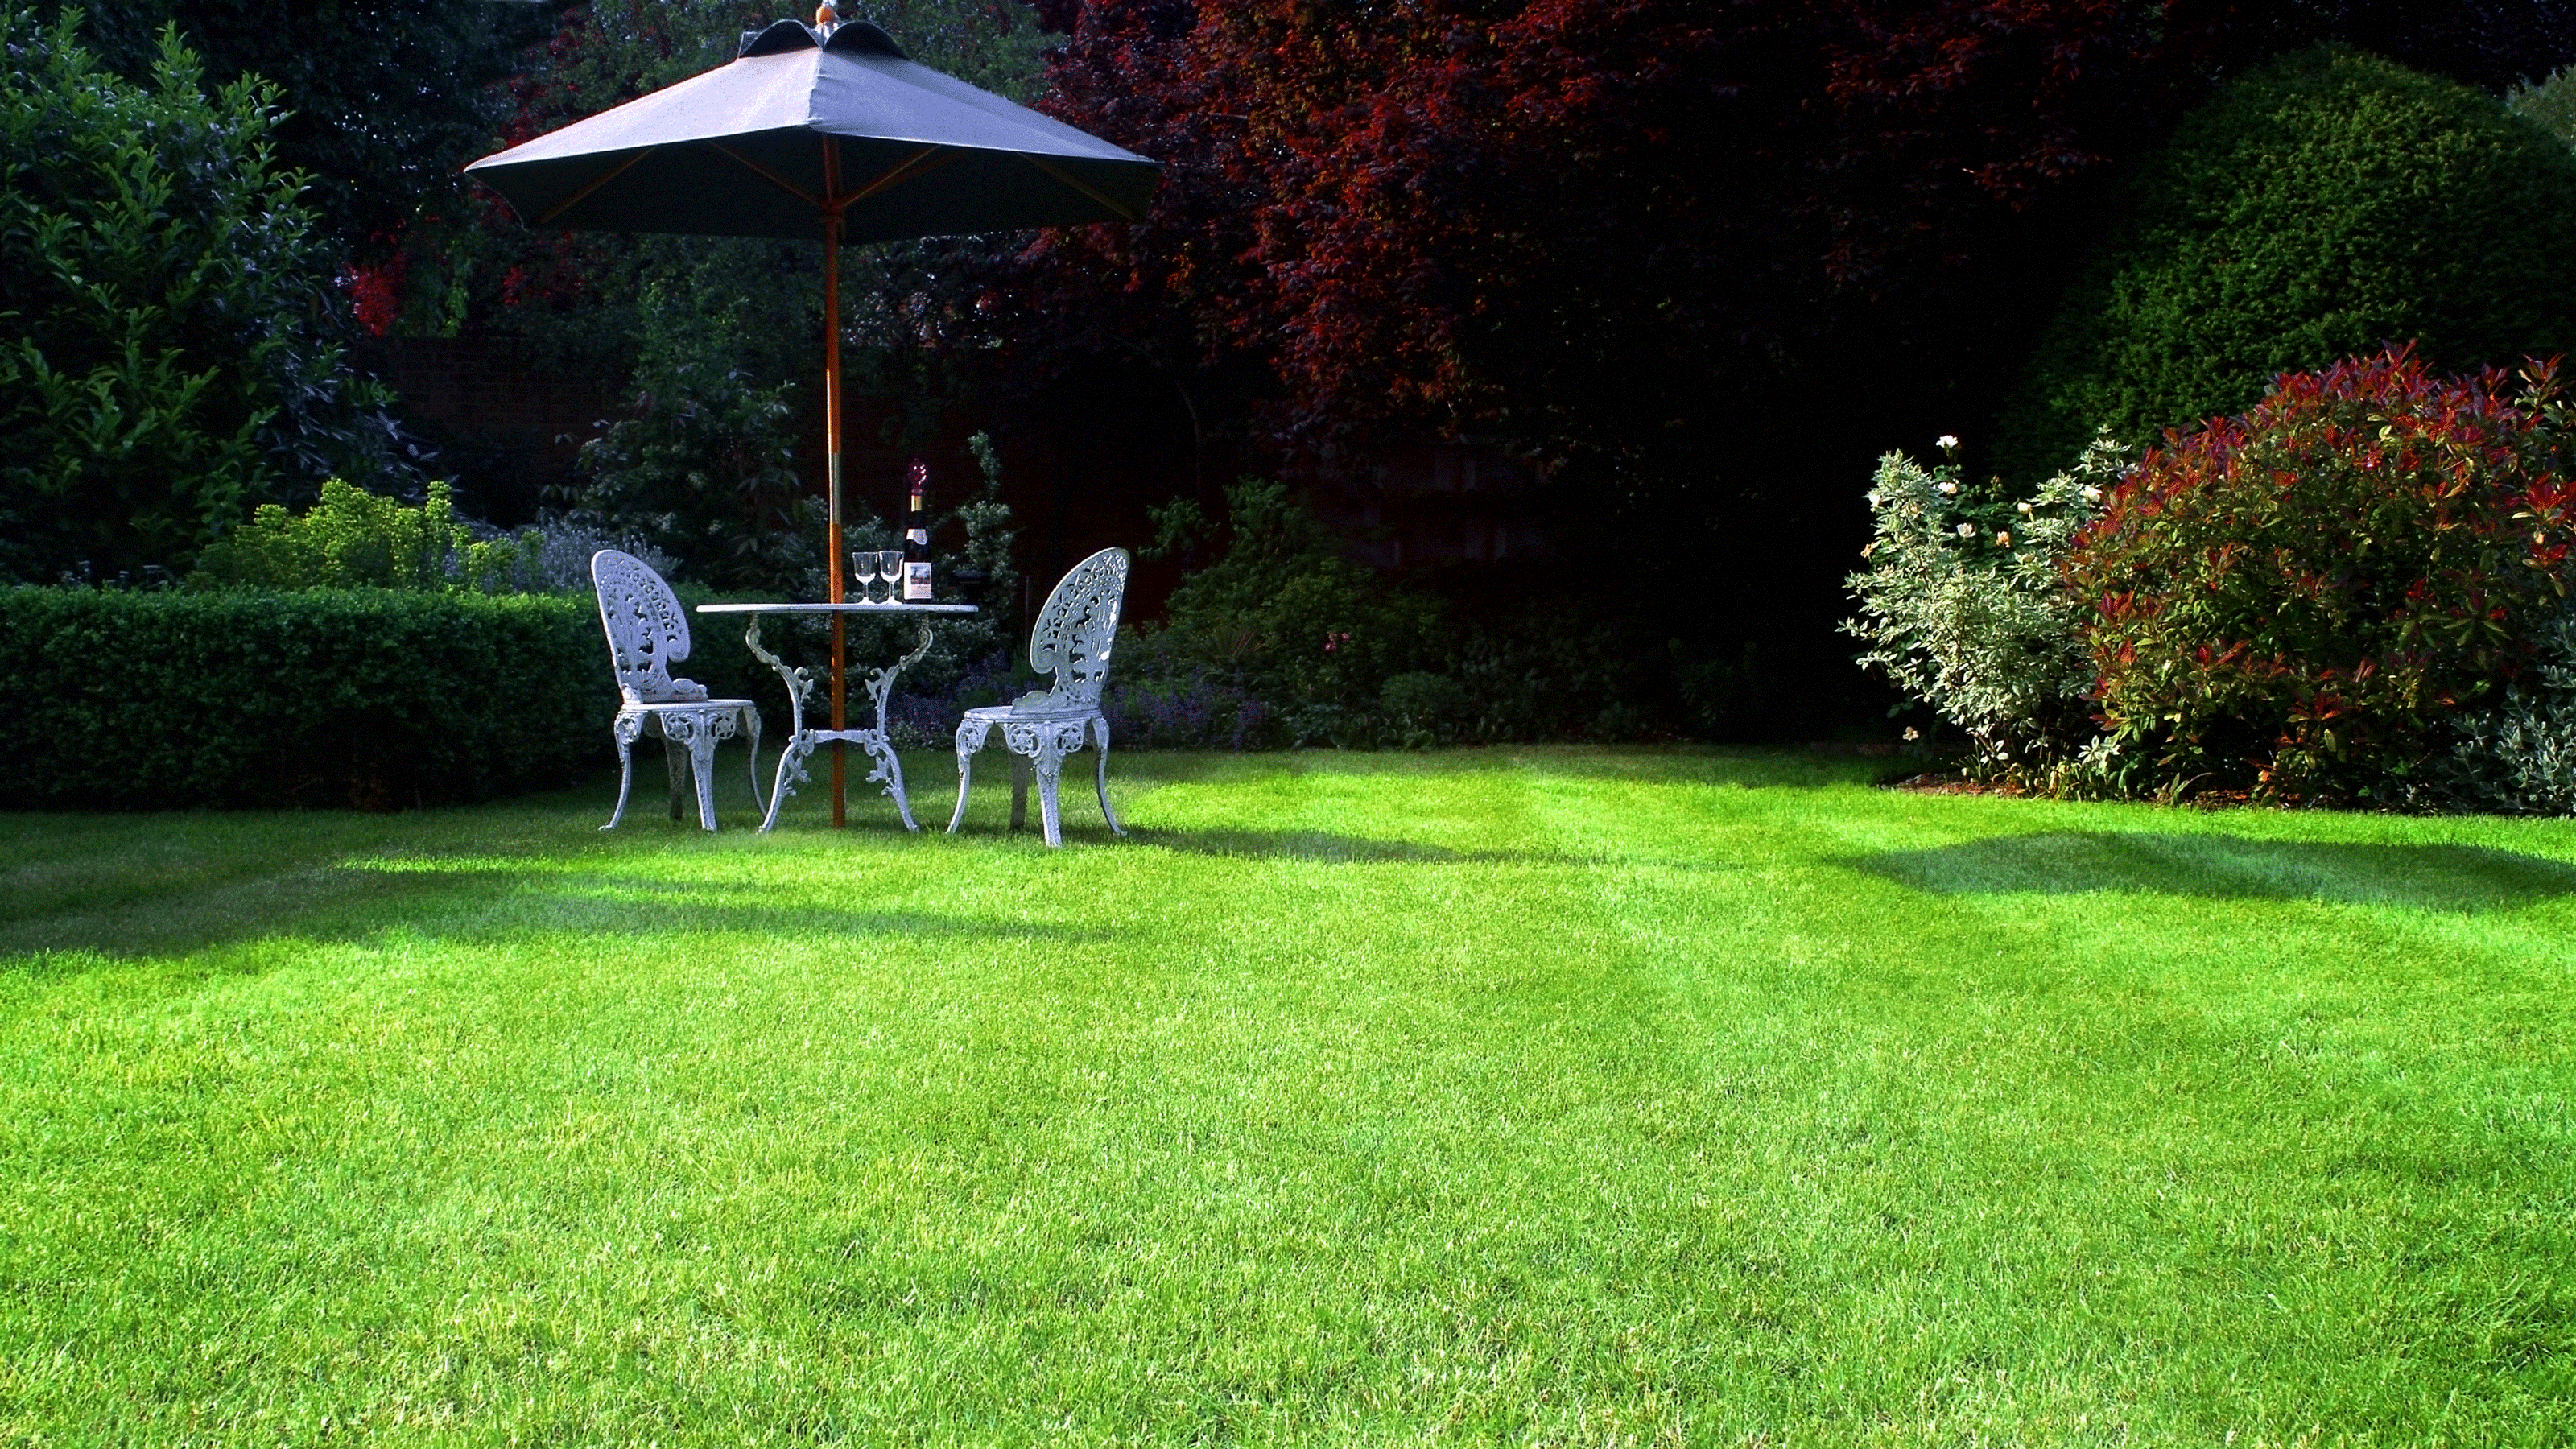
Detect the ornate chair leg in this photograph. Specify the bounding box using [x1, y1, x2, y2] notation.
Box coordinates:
[1091, 713, 1124, 835]
[742, 706, 766, 817]
[662, 719, 687, 822]
[1009, 751, 1030, 832]
[1034, 729, 1067, 848]
[949, 727, 978, 834]
[605, 712, 641, 831]
[687, 716, 721, 831]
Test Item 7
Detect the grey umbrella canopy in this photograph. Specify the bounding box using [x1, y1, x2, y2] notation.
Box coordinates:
[464, 19, 1157, 241]
[467, 13, 1157, 828]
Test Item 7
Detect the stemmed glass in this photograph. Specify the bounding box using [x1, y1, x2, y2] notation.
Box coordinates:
[849, 551, 879, 604]
[878, 549, 906, 604]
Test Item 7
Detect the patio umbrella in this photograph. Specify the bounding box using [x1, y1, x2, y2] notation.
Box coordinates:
[465, 6, 1158, 826]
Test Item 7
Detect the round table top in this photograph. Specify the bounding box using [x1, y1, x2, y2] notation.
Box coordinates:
[696, 601, 979, 615]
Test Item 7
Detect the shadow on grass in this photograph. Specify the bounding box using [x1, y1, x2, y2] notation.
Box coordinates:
[0, 865, 1114, 970]
[1123, 826, 1534, 865]
[487, 874, 1123, 943]
[1848, 832, 2576, 913]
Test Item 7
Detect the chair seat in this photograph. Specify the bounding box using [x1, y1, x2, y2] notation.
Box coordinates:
[960, 702, 1098, 723]
[623, 697, 758, 712]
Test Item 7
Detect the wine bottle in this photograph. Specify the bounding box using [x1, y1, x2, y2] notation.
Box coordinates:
[902, 459, 934, 601]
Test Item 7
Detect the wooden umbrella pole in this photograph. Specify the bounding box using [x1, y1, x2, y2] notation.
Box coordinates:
[823, 151, 848, 828]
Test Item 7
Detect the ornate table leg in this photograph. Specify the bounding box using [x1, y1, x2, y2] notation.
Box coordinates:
[741, 704, 766, 817]
[857, 621, 938, 830]
[742, 614, 817, 832]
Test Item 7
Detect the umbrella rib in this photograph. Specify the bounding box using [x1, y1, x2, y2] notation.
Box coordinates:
[536, 147, 660, 225]
[709, 142, 822, 208]
[830, 146, 952, 211]
[1022, 155, 1136, 221]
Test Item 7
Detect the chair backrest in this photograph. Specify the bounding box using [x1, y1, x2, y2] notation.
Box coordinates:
[1024, 548, 1129, 710]
[591, 550, 702, 704]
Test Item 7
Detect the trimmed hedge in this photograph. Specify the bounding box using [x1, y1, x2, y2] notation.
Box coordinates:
[0, 588, 630, 810]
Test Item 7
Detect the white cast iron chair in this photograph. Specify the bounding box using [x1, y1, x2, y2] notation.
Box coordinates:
[591, 550, 763, 831]
[950, 547, 1130, 847]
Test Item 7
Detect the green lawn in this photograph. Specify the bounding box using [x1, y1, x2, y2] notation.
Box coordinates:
[3, 747, 2573, 1444]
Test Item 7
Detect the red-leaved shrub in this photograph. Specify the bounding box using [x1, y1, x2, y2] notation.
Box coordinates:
[2064, 345, 2576, 801]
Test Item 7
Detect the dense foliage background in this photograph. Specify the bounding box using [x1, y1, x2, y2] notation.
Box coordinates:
[1993, 47, 2576, 484]
[13, 0, 2576, 791]
[0, 8, 411, 582]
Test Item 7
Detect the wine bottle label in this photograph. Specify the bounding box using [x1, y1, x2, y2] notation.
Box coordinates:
[906, 527, 927, 544]
[904, 562, 932, 599]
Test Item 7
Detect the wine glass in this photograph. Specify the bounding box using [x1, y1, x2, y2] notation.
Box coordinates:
[878, 549, 907, 603]
[849, 550, 877, 604]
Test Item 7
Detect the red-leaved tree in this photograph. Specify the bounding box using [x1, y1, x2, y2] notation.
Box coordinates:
[999, 0, 2194, 474]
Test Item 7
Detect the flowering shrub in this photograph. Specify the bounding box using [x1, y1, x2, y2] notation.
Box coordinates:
[1379, 671, 1471, 748]
[1104, 671, 1277, 752]
[2064, 346, 2576, 802]
[1846, 434, 2118, 778]
[514, 515, 677, 594]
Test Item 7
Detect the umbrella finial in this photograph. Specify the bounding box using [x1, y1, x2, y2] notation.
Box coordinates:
[815, 2, 838, 30]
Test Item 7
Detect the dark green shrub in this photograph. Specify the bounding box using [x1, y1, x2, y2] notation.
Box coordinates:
[1379, 671, 1470, 747]
[2062, 347, 2576, 803]
[1121, 479, 1708, 749]
[2419, 600, 2576, 815]
[1994, 47, 2576, 483]
[1130, 477, 1444, 745]
[0, 9, 406, 583]
[571, 356, 817, 598]
[0, 588, 625, 810]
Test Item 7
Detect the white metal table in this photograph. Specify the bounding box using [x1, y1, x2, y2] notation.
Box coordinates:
[697, 601, 977, 832]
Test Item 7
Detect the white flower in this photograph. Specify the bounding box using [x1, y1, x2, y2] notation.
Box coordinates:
[1902, 726, 1922, 741]
[1937, 480, 1959, 497]
[1935, 434, 1960, 451]
[1864, 492, 1881, 506]
[1956, 522, 1975, 539]
[1996, 530, 2013, 547]
[2082, 485, 2103, 503]
[2016, 501, 2033, 515]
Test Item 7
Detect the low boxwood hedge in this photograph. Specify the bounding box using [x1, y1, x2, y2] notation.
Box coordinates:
[4, 588, 626, 810]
